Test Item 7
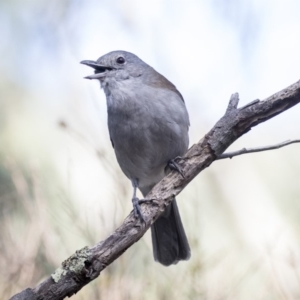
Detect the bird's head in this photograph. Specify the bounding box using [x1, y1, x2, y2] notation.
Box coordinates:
[81, 50, 149, 85]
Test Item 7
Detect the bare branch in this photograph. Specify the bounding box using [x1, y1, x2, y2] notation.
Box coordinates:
[217, 139, 300, 160]
[10, 79, 300, 300]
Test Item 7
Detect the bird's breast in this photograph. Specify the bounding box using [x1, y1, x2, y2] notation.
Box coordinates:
[105, 84, 189, 188]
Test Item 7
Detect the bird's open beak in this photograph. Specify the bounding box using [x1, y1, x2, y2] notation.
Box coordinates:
[80, 60, 114, 80]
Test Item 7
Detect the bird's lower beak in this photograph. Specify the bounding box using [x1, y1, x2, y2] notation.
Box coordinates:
[80, 60, 114, 80]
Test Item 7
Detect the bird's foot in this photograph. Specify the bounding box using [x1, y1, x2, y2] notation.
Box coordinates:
[132, 197, 154, 222]
[168, 157, 185, 178]
[132, 197, 145, 222]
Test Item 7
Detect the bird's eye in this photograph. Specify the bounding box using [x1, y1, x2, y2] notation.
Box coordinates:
[116, 56, 125, 64]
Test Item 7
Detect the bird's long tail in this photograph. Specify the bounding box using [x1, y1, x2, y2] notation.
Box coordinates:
[151, 199, 190, 266]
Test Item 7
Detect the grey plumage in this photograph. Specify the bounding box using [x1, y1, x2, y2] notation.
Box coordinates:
[81, 50, 191, 266]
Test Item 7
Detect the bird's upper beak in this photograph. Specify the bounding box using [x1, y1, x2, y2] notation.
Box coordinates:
[80, 60, 114, 80]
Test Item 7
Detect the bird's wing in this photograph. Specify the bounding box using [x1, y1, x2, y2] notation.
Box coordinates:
[144, 68, 185, 103]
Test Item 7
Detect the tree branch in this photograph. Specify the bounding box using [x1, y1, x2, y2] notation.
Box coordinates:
[218, 139, 300, 160]
[10, 79, 300, 300]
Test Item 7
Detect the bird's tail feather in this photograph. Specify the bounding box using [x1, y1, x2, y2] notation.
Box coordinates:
[151, 199, 190, 266]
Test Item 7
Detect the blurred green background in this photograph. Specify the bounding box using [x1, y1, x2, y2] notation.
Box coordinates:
[1, 0, 300, 299]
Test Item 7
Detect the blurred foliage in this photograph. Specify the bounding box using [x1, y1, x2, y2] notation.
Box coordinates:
[1, 0, 300, 299]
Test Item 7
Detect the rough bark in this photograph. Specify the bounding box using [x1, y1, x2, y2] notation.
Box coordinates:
[10, 80, 300, 300]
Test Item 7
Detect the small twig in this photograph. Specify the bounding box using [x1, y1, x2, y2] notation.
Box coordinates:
[217, 139, 300, 160]
[226, 93, 239, 113]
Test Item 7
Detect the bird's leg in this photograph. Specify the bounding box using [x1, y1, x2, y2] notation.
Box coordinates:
[131, 179, 145, 222]
[168, 156, 185, 178]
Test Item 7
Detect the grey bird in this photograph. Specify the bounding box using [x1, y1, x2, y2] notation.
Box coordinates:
[81, 51, 190, 266]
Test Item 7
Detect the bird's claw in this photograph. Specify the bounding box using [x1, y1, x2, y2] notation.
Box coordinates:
[132, 197, 155, 222]
[168, 157, 185, 178]
[132, 196, 146, 222]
